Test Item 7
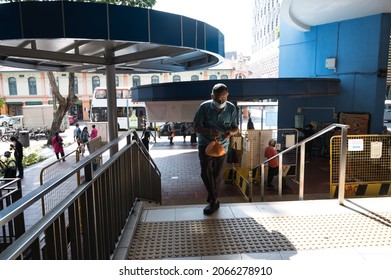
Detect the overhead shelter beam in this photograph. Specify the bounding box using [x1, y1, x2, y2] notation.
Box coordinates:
[132, 78, 341, 102]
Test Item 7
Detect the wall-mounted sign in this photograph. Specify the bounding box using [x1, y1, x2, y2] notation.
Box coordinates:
[370, 142, 382, 158]
[348, 139, 364, 151]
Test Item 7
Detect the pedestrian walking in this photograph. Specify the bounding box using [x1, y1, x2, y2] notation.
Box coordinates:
[90, 124, 98, 139]
[168, 122, 175, 145]
[10, 136, 23, 179]
[74, 123, 81, 142]
[193, 83, 238, 215]
[181, 123, 188, 143]
[190, 127, 197, 146]
[52, 132, 65, 161]
[141, 125, 152, 151]
[79, 127, 90, 156]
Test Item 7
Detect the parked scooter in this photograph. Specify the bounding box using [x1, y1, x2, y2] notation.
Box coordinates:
[30, 127, 50, 141]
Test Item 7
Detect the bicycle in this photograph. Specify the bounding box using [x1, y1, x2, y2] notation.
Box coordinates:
[0, 150, 17, 178]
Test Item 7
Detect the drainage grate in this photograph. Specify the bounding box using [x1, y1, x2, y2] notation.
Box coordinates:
[128, 212, 391, 259]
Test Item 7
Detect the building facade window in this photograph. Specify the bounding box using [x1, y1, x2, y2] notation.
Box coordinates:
[116, 76, 119, 87]
[92, 76, 100, 91]
[151, 75, 159, 84]
[209, 75, 217, 80]
[8, 77, 17, 96]
[173, 75, 181, 82]
[28, 77, 37, 95]
[221, 75, 229, 79]
[191, 75, 199, 81]
[132, 75, 141, 87]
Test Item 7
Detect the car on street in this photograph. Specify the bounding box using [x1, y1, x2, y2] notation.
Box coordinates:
[7, 115, 23, 129]
[0, 115, 11, 127]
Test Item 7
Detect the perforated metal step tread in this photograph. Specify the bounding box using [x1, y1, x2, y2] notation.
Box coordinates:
[128, 212, 391, 259]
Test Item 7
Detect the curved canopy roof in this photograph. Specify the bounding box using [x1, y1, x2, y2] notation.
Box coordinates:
[132, 78, 341, 101]
[281, 0, 391, 31]
[132, 78, 341, 122]
[0, 2, 224, 73]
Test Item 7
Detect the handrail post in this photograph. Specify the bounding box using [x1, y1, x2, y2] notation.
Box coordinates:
[249, 135, 253, 202]
[13, 179, 25, 239]
[299, 143, 305, 200]
[261, 164, 265, 202]
[278, 154, 283, 197]
[338, 126, 348, 205]
[76, 148, 81, 186]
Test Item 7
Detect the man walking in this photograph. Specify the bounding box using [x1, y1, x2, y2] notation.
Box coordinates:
[193, 83, 238, 215]
[10, 136, 23, 179]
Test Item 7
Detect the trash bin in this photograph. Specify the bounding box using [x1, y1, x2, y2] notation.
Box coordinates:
[19, 130, 30, 148]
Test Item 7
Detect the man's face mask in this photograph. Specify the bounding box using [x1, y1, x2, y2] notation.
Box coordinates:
[212, 91, 228, 109]
[213, 100, 227, 109]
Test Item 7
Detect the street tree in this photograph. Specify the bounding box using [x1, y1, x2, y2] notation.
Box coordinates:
[47, 71, 78, 145]
[0, 98, 6, 111]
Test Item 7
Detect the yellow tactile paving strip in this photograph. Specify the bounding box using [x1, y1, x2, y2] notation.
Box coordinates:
[128, 211, 391, 259]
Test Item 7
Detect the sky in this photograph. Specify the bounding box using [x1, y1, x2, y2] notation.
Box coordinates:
[153, 0, 253, 54]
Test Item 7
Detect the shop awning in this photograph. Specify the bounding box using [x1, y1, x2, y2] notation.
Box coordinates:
[6, 101, 23, 105]
[25, 101, 43, 105]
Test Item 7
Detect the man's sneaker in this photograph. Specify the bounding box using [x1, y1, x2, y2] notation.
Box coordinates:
[203, 201, 220, 215]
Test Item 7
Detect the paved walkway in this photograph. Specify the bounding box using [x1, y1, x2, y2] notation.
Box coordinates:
[149, 138, 330, 205]
[1, 125, 85, 229]
[7, 133, 391, 263]
[123, 136, 391, 263]
[128, 197, 391, 261]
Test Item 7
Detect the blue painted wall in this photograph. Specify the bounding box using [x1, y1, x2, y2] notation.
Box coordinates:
[279, 14, 391, 133]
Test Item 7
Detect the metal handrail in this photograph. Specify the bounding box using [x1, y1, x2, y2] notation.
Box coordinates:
[0, 129, 162, 259]
[258, 123, 349, 204]
[1, 134, 127, 226]
[39, 149, 78, 185]
[131, 130, 161, 177]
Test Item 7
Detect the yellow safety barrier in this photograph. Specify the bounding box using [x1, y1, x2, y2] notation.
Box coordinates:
[231, 167, 251, 201]
[225, 129, 299, 202]
[330, 134, 391, 198]
[330, 182, 391, 198]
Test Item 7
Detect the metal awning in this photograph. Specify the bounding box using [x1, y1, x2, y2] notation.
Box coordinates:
[132, 78, 340, 122]
[0, 2, 224, 73]
[0, 1, 225, 144]
[132, 78, 341, 102]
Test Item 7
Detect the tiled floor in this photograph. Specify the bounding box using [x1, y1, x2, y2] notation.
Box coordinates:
[120, 138, 391, 261]
[149, 140, 332, 205]
[128, 197, 391, 260]
[14, 135, 391, 261]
